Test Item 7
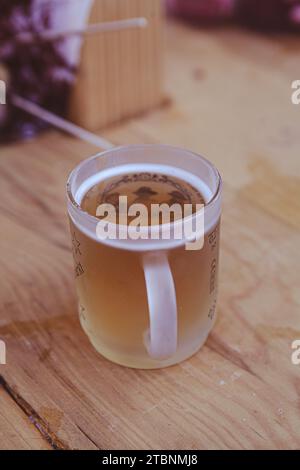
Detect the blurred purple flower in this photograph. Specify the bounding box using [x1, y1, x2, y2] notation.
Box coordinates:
[166, 0, 300, 30]
[166, 0, 235, 21]
[291, 5, 300, 23]
[236, 0, 300, 30]
[0, 1, 72, 142]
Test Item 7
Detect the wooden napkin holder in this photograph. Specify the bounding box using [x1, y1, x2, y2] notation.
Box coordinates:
[69, 0, 164, 131]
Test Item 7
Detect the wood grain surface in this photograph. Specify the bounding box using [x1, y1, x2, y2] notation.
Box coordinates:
[0, 20, 300, 450]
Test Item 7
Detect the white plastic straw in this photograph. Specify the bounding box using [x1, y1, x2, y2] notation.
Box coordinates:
[14, 17, 148, 44]
[12, 94, 114, 150]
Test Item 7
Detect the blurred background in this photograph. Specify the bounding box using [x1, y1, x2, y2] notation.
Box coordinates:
[1, 0, 299, 144]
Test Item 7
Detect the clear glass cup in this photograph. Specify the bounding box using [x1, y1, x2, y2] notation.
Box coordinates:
[67, 144, 222, 369]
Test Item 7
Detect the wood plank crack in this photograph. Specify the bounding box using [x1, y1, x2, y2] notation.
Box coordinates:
[206, 335, 260, 379]
[0, 374, 69, 450]
[76, 425, 100, 450]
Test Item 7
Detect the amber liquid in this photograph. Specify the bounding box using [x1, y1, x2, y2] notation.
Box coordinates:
[70, 169, 220, 368]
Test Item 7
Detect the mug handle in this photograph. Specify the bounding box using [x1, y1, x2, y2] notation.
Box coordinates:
[142, 252, 177, 359]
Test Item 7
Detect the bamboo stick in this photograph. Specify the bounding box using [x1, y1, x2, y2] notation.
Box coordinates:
[12, 94, 113, 149]
[13, 18, 147, 44]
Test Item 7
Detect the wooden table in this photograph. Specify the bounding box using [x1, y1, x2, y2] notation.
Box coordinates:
[0, 20, 300, 450]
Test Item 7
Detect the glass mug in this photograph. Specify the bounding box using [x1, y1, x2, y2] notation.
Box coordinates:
[67, 145, 222, 368]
